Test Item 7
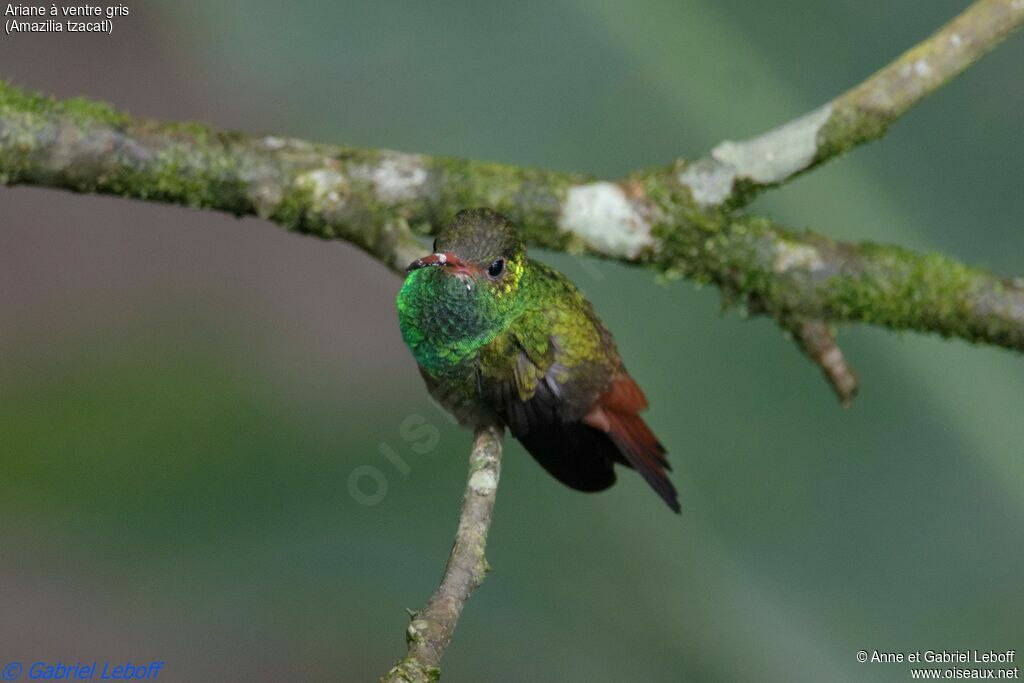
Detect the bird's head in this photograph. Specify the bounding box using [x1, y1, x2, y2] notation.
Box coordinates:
[406, 207, 526, 294]
[397, 208, 528, 372]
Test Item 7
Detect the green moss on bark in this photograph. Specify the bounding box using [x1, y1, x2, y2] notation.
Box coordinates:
[2, 80, 1022, 353]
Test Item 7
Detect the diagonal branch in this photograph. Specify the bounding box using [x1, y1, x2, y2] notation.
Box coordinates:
[677, 0, 1024, 208]
[380, 425, 504, 683]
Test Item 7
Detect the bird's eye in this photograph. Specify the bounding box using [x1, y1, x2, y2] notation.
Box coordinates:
[487, 259, 505, 278]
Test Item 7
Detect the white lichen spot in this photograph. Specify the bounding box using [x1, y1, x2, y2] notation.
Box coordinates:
[714, 104, 832, 183]
[820, 346, 844, 370]
[297, 168, 347, 208]
[680, 104, 832, 207]
[263, 136, 286, 150]
[677, 158, 737, 206]
[559, 182, 652, 258]
[468, 469, 497, 495]
[407, 620, 429, 641]
[949, 33, 963, 48]
[913, 59, 931, 77]
[773, 241, 824, 273]
[250, 184, 283, 218]
[353, 153, 428, 204]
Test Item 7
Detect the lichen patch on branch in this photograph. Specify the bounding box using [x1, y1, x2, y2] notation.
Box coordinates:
[679, 104, 833, 207]
[773, 240, 826, 274]
[559, 181, 653, 258]
[352, 152, 429, 204]
[468, 469, 497, 495]
[296, 167, 348, 206]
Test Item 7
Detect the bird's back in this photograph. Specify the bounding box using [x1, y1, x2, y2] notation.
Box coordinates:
[480, 258, 620, 421]
[477, 259, 680, 512]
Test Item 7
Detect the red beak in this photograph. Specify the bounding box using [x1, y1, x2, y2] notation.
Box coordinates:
[405, 252, 470, 274]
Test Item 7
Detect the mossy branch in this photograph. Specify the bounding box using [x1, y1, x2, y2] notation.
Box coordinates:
[380, 426, 504, 683]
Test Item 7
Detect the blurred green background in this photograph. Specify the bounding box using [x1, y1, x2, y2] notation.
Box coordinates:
[1, 1, 1022, 681]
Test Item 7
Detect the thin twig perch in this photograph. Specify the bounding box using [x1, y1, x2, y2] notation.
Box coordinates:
[380, 426, 504, 683]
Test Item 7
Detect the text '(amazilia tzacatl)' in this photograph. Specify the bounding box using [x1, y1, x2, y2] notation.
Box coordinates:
[396, 208, 679, 512]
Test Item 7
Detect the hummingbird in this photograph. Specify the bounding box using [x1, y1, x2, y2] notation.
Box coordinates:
[396, 208, 679, 512]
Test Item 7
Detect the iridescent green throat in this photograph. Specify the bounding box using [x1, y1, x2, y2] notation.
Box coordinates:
[396, 265, 523, 377]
